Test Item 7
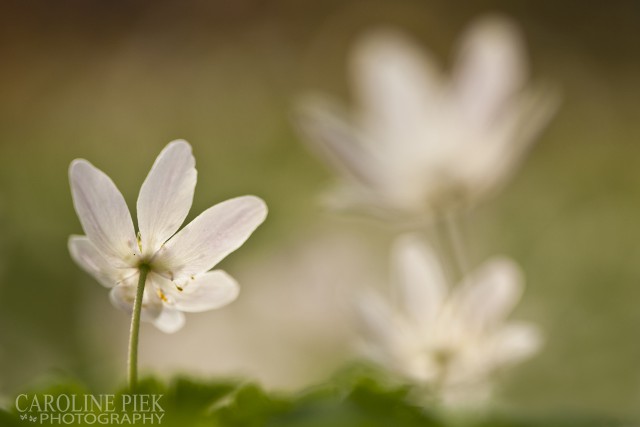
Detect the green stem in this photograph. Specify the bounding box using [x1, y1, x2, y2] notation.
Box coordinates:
[128, 264, 149, 391]
[443, 212, 468, 279]
[435, 211, 468, 284]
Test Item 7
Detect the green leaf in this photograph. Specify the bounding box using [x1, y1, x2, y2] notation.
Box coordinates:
[211, 383, 291, 427]
[0, 373, 631, 427]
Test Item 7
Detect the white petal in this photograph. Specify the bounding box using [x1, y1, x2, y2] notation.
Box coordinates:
[137, 140, 197, 257]
[150, 270, 239, 313]
[152, 195, 267, 280]
[357, 291, 427, 381]
[69, 159, 138, 267]
[152, 307, 185, 333]
[356, 291, 398, 348]
[492, 322, 542, 366]
[453, 257, 523, 330]
[351, 29, 442, 148]
[462, 87, 559, 201]
[295, 97, 381, 187]
[68, 235, 137, 287]
[452, 16, 526, 127]
[392, 235, 447, 326]
[109, 280, 163, 322]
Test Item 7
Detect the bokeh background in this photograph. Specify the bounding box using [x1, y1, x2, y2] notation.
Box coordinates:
[1, 0, 640, 419]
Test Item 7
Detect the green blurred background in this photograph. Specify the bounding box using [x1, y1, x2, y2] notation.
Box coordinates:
[1, 0, 640, 419]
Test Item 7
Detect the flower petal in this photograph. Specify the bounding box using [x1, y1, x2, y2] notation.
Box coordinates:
[108, 280, 163, 322]
[461, 87, 559, 202]
[150, 270, 239, 313]
[392, 235, 447, 326]
[295, 97, 381, 188]
[152, 195, 267, 280]
[69, 159, 138, 267]
[152, 307, 185, 333]
[356, 291, 399, 348]
[356, 291, 427, 380]
[452, 16, 526, 127]
[68, 235, 137, 287]
[453, 257, 523, 330]
[351, 29, 442, 148]
[491, 322, 542, 366]
[137, 140, 197, 257]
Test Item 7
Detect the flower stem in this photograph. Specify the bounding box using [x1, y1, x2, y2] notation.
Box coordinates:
[435, 211, 468, 284]
[443, 212, 468, 278]
[128, 264, 150, 391]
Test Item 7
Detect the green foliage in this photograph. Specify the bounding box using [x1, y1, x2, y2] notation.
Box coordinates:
[1, 371, 629, 427]
[213, 383, 291, 427]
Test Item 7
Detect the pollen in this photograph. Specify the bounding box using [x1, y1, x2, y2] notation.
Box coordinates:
[156, 289, 168, 303]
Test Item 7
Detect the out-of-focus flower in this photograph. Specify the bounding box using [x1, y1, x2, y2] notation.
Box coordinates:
[296, 16, 557, 220]
[68, 140, 267, 333]
[357, 235, 541, 404]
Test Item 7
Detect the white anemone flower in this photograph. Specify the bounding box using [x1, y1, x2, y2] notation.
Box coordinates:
[296, 16, 558, 220]
[358, 235, 541, 404]
[68, 140, 267, 333]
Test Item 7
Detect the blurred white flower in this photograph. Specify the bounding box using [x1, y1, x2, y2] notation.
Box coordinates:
[296, 16, 557, 220]
[68, 140, 267, 333]
[358, 235, 541, 405]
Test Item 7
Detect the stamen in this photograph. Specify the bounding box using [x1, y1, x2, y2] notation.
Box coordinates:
[156, 289, 169, 303]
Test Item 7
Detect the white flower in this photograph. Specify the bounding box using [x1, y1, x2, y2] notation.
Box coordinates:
[357, 235, 541, 405]
[68, 140, 267, 333]
[296, 16, 557, 220]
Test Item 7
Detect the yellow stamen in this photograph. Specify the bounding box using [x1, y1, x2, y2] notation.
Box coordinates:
[156, 289, 168, 303]
[136, 232, 143, 253]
